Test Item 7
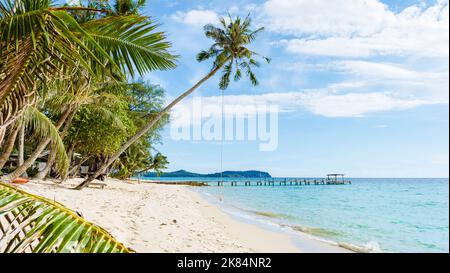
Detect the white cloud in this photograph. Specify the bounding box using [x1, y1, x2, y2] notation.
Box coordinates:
[327, 60, 449, 103]
[228, 3, 260, 14]
[171, 9, 219, 26]
[171, 88, 444, 120]
[145, 74, 168, 88]
[265, 0, 449, 58]
[299, 91, 434, 117]
[331, 60, 446, 80]
[278, 59, 449, 104]
[263, 0, 393, 36]
[64, 0, 80, 5]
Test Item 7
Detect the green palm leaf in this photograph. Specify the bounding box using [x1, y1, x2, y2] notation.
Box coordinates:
[22, 106, 69, 175]
[0, 1, 96, 128]
[82, 15, 177, 78]
[0, 182, 133, 253]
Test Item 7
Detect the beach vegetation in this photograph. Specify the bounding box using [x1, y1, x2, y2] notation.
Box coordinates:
[0, 0, 175, 181]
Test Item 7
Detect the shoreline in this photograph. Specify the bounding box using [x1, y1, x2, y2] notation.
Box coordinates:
[189, 187, 353, 253]
[16, 178, 350, 253]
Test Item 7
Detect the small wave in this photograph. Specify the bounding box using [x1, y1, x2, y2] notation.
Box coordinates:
[283, 223, 382, 253]
[246, 210, 297, 220]
[339, 241, 382, 253]
[288, 225, 342, 238]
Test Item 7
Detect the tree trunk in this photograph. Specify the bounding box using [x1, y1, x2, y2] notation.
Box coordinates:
[0, 127, 5, 147]
[74, 65, 224, 190]
[67, 156, 89, 179]
[64, 143, 76, 173]
[2, 107, 72, 181]
[17, 121, 27, 178]
[0, 121, 20, 169]
[34, 108, 77, 180]
[59, 143, 77, 183]
[18, 122, 25, 166]
[34, 145, 57, 180]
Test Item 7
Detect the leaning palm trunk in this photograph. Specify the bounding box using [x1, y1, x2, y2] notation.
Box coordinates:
[34, 145, 57, 180]
[34, 108, 77, 180]
[75, 65, 224, 190]
[58, 143, 76, 182]
[65, 156, 89, 182]
[3, 108, 72, 181]
[0, 128, 5, 147]
[17, 122, 27, 178]
[66, 143, 75, 169]
[18, 122, 25, 166]
[0, 121, 21, 169]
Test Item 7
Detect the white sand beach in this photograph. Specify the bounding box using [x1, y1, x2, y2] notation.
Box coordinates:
[18, 178, 350, 253]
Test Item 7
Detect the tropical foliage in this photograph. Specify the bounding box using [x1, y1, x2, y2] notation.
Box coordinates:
[0, 182, 133, 253]
[0, 0, 175, 182]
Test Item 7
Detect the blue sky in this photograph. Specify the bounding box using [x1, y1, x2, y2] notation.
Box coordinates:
[135, 0, 449, 177]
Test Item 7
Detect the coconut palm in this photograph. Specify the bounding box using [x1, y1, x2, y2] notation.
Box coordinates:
[1, 0, 176, 180]
[33, 79, 129, 180]
[1, 105, 70, 180]
[0, 0, 176, 129]
[75, 14, 270, 189]
[2, 75, 129, 181]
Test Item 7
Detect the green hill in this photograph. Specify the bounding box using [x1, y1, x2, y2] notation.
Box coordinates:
[142, 170, 271, 178]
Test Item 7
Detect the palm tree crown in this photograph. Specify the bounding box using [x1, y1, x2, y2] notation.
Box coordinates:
[197, 15, 270, 90]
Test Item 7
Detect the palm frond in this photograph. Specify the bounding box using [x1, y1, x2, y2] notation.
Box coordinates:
[0, 182, 133, 253]
[0, 38, 37, 129]
[86, 100, 127, 131]
[0, 0, 113, 129]
[219, 62, 232, 90]
[234, 67, 242, 82]
[82, 15, 177, 78]
[0, 0, 51, 49]
[22, 106, 68, 175]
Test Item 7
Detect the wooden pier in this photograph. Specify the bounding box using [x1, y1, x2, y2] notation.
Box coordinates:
[145, 174, 351, 187]
[214, 175, 351, 187]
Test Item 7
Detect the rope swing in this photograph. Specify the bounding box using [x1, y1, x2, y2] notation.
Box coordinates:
[219, 89, 224, 202]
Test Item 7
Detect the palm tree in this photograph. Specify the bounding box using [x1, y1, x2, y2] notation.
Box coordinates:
[0, 0, 176, 129]
[1, 0, 176, 180]
[34, 78, 129, 180]
[75, 15, 270, 189]
[1, 105, 70, 181]
[3, 76, 130, 181]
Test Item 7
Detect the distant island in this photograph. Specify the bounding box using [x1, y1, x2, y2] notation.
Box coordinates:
[142, 170, 272, 178]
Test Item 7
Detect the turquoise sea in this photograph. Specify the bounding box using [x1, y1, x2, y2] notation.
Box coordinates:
[142, 177, 449, 253]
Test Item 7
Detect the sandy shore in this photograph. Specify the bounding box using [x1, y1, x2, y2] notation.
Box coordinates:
[18, 178, 349, 253]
